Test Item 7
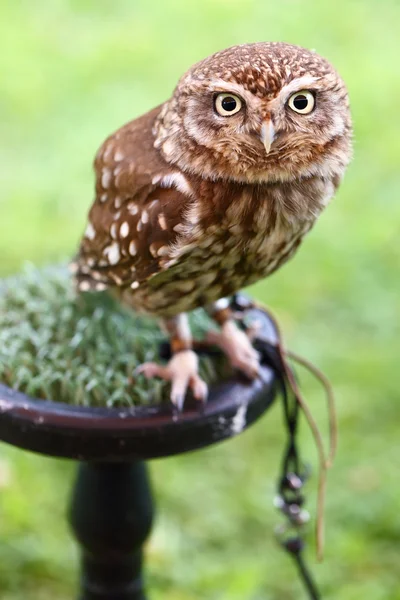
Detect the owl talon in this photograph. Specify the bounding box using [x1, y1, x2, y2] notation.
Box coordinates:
[206, 320, 261, 380]
[170, 390, 185, 413]
[136, 349, 208, 410]
[190, 374, 208, 403]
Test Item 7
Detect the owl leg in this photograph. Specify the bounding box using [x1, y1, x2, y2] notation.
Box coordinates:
[136, 313, 208, 411]
[205, 299, 261, 379]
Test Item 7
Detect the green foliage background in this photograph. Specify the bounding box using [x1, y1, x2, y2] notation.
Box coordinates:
[1, 0, 399, 598]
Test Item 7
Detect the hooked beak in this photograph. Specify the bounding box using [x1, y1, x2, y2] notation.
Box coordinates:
[260, 119, 275, 154]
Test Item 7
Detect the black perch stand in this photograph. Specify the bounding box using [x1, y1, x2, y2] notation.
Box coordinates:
[0, 305, 278, 600]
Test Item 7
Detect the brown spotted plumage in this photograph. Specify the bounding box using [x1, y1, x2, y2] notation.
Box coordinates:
[73, 42, 352, 409]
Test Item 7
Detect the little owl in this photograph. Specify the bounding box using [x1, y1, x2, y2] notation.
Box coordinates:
[73, 42, 352, 409]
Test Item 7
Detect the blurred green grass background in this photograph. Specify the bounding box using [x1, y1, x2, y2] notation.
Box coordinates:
[1, 0, 400, 598]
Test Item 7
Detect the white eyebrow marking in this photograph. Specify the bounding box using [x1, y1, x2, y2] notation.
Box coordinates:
[278, 75, 321, 102]
[207, 78, 254, 98]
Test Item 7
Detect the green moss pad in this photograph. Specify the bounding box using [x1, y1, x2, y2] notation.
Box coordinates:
[0, 266, 227, 408]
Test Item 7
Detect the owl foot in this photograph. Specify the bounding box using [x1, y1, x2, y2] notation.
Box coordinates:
[205, 320, 261, 379]
[136, 349, 208, 411]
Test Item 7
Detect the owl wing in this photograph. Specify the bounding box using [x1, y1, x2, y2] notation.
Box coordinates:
[73, 107, 194, 292]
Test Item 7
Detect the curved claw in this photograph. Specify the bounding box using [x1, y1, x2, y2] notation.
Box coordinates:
[136, 350, 208, 411]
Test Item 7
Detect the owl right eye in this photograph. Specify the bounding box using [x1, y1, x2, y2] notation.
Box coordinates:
[214, 93, 243, 116]
[287, 90, 315, 114]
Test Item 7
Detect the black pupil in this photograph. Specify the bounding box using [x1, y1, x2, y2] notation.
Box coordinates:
[221, 96, 238, 112]
[293, 94, 309, 110]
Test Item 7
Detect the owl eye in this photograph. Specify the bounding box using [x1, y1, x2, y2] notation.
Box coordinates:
[214, 93, 243, 116]
[287, 91, 315, 114]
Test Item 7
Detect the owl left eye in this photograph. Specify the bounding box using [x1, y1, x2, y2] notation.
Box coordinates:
[287, 91, 315, 114]
[214, 93, 243, 116]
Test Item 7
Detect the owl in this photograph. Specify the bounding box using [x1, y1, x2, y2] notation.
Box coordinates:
[73, 42, 352, 410]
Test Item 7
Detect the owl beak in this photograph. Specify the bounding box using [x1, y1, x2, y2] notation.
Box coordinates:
[260, 120, 275, 154]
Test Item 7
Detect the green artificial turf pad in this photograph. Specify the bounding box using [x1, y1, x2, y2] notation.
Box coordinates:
[0, 266, 227, 407]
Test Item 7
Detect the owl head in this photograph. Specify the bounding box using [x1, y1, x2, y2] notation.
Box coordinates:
[154, 42, 352, 184]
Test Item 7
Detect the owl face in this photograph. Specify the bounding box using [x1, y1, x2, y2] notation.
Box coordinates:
[155, 42, 352, 184]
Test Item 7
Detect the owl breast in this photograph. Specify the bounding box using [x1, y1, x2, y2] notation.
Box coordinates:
[122, 175, 331, 318]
